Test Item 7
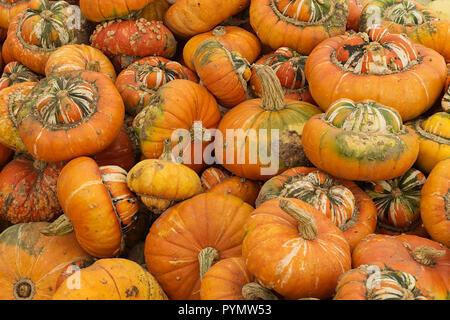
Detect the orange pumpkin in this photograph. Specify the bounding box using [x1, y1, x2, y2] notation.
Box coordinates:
[352, 234, 450, 300]
[201, 257, 279, 300]
[183, 25, 261, 71]
[420, 158, 450, 247]
[45, 44, 116, 81]
[0, 222, 91, 300]
[302, 99, 419, 181]
[0, 143, 12, 167]
[334, 265, 432, 300]
[16, 70, 124, 162]
[192, 39, 251, 109]
[53, 258, 168, 300]
[133, 79, 221, 173]
[347, 0, 367, 31]
[200, 166, 231, 191]
[115, 56, 198, 115]
[242, 198, 351, 299]
[138, 0, 170, 22]
[256, 167, 377, 251]
[79, 0, 150, 22]
[249, 0, 349, 55]
[216, 64, 322, 181]
[359, 0, 450, 63]
[163, 0, 250, 38]
[206, 176, 261, 207]
[144, 193, 254, 300]
[305, 25, 447, 121]
[0, 155, 64, 224]
[0, 61, 41, 91]
[0, 0, 30, 30]
[42, 156, 139, 258]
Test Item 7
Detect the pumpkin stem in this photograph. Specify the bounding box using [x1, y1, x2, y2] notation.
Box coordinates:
[13, 279, 36, 300]
[278, 198, 318, 240]
[404, 243, 446, 266]
[198, 247, 219, 280]
[159, 138, 176, 162]
[241, 282, 279, 300]
[212, 26, 227, 37]
[252, 64, 285, 111]
[40, 214, 74, 236]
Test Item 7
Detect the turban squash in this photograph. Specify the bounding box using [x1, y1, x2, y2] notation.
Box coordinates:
[255, 167, 377, 251]
[305, 25, 447, 121]
[242, 198, 351, 299]
[16, 70, 124, 162]
[144, 193, 254, 300]
[0, 61, 41, 91]
[249, 0, 349, 55]
[302, 99, 419, 181]
[0, 222, 91, 300]
[42, 156, 139, 258]
[358, 0, 450, 63]
[420, 158, 450, 248]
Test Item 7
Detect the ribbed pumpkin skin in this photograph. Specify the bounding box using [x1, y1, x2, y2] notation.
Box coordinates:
[183, 25, 261, 71]
[408, 112, 450, 174]
[420, 158, 450, 248]
[45, 44, 116, 81]
[80, 0, 150, 22]
[0, 81, 36, 153]
[363, 168, 427, 235]
[200, 257, 254, 300]
[133, 79, 221, 173]
[358, 0, 450, 63]
[145, 193, 254, 300]
[0, 222, 91, 300]
[0, 0, 30, 30]
[216, 99, 321, 181]
[193, 39, 251, 109]
[302, 99, 419, 181]
[206, 176, 261, 207]
[90, 19, 177, 60]
[0, 155, 64, 224]
[7, 0, 89, 75]
[0, 61, 41, 91]
[242, 198, 351, 299]
[255, 167, 377, 251]
[138, 0, 169, 22]
[57, 157, 139, 258]
[16, 70, 124, 162]
[53, 258, 168, 300]
[352, 234, 450, 300]
[200, 167, 230, 191]
[115, 56, 198, 115]
[305, 28, 447, 121]
[334, 265, 432, 300]
[250, 0, 349, 55]
[163, 0, 250, 38]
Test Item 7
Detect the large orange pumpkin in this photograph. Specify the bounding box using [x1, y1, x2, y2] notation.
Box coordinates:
[242, 198, 351, 299]
[302, 99, 419, 181]
[305, 25, 447, 121]
[352, 234, 450, 300]
[249, 0, 349, 55]
[16, 70, 125, 162]
[144, 193, 254, 300]
[42, 156, 139, 258]
[420, 158, 450, 248]
[0, 222, 91, 300]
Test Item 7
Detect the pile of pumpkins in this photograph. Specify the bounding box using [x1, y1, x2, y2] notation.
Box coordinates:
[0, 0, 448, 300]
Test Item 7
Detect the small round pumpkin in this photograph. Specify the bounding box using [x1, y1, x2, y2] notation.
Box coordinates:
[334, 265, 432, 300]
[45, 44, 116, 81]
[0, 222, 91, 300]
[145, 192, 254, 300]
[200, 257, 279, 300]
[420, 158, 450, 248]
[305, 25, 447, 121]
[352, 233, 450, 300]
[302, 99, 419, 181]
[255, 167, 377, 251]
[16, 70, 125, 162]
[42, 157, 139, 258]
[0, 154, 64, 224]
[242, 198, 351, 299]
[53, 258, 168, 300]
